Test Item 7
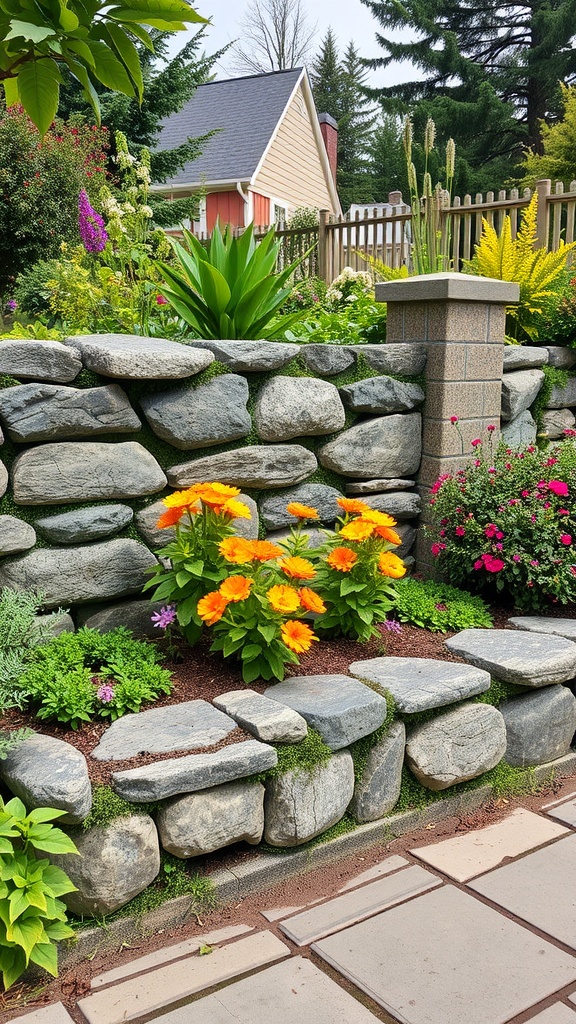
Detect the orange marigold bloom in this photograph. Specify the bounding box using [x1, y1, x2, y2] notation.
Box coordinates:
[249, 540, 284, 561]
[156, 505, 186, 529]
[219, 575, 253, 602]
[162, 488, 201, 510]
[195, 482, 241, 500]
[378, 551, 407, 579]
[340, 519, 375, 541]
[221, 498, 252, 520]
[280, 556, 316, 580]
[298, 587, 326, 614]
[286, 502, 320, 520]
[360, 509, 398, 527]
[327, 546, 358, 572]
[373, 525, 402, 545]
[267, 584, 301, 614]
[281, 620, 318, 654]
[219, 536, 256, 564]
[337, 497, 370, 514]
[197, 591, 228, 626]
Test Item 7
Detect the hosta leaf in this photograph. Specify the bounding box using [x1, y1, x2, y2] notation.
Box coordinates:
[7, 915, 46, 958]
[0, 945, 27, 991]
[29, 939, 59, 976]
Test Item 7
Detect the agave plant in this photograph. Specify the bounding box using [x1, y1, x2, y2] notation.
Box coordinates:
[154, 222, 309, 340]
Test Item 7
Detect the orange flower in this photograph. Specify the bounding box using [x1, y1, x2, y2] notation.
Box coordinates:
[162, 488, 201, 511]
[195, 482, 241, 501]
[298, 587, 326, 614]
[267, 584, 301, 614]
[280, 556, 316, 580]
[281, 620, 318, 654]
[378, 551, 407, 578]
[360, 509, 397, 527]
[219, 575, 253, 602]
[339, 519, 375, 541]
[337, 497, 370, 514]
[327, 547, 358, 572]
[197, 591, 228, 626]
[286, 502, 320, 520]
[219, 537, 256, 564]
[373, 525, 402, 545]
[156, 505, 185, 529]
[221, 498, 252, 520]
[248, 540, 284, 561]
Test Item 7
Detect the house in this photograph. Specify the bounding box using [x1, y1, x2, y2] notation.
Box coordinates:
[153, 67, 341, 232]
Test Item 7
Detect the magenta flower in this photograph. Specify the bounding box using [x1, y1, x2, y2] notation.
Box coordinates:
[382, 619, 402, 633]
[96, 684, 114, 703]
[512, 554, 521, 562]
[471, 438, 482, 447]
[431, 542, 445, 556]
[560, 534, 572, 545]
[4, 298, 17, 313]
[151, 604, 177, 629]
[549, 480, 569, 497]
[558, 508, 570, 516]
[156, 294, 169, 305]
[487, 424, 496, 432]
[450, 415, 459, 424]
[455, 526, 466, 536]
[78, 190, 108, 253]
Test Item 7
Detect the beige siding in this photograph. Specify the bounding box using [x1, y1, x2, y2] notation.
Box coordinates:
[252, 85, 337, 216]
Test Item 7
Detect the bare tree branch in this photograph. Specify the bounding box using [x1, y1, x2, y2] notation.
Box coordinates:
[228, 0, 317, 74]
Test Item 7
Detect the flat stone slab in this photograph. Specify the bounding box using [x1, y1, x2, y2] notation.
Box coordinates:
[502, 346, 549, 370]
[359, 343, 427, 376]
[77, 931, 290, 1024]
[445, 628, 576, 686]
[0, 732, 92, 824]
[167, 444, 317, 489]
[346, 477, 415, 494]
[319, 413, 422, 479]
[36, 505, 133, 544]
[339, 854, 409, 892]
[157, 780, 265, 857]
[300, 343, 355, 376]
[312, 885, 576, 1024]
[254, 376, 345, 440]
[411, 807, 569, 882]
[158, 956, 382, 1024]
[0, 382, 140, 441]
[340, 375, 424, 414]
[527, 1007, 576, 1024]
[111, 739, 277, 801]
[213, 690, 307, 743]
[140, 374, 251, 450]
[348, 656, 491, 713]
[264, 675, 388, 750]
[469, 832, 576, 950]
[259, 482, 342, 530]
[0, 514, 36, 555]
[91, 701, 237, 760]
[509, 616, 576, 641]
[10, 1004, 76, 1024]
[544, 795, 576, 827]
[0, 339, 81, 382]
[65, 334, 214, 379]
[190, 339, 300, 371]
[545, 346, 576, 369]
[280, 864, 440, 945]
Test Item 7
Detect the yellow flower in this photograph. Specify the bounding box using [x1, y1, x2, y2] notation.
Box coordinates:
[286, 502, 320, 520]
[327, 547, 358, 572]
[378, 551, 407, 578]
[339, 519, 375, 541]
[360, 509, 398, 527]
[221, 498, 252, 520]
[281, 620, 318, 654]
[219, 537, 256, 564]
[280, 556, 316, 580]
[337, 497, 370, 514]
[267, 584, 301, 614]
[162, 488, 201, 509]
[197, 591, 228, 626]
[156, 506, 185, 529]
[298, 587, 326, 614]
[219, 575, 253, 602]
[248, 540, 284, 561]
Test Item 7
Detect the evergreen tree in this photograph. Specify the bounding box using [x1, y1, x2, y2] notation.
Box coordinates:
[368, 113, 408, 202]
[309, 28, 341, 120]
[521, 84, 576, 186]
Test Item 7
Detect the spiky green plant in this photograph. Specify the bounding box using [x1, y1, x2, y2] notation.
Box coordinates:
[403, 117, 455, 275]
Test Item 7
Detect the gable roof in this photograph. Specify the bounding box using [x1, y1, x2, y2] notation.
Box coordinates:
[156, 67, 305, 189]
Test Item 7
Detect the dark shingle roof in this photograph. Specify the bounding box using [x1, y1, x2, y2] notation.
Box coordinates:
[156, 68, 304, 188]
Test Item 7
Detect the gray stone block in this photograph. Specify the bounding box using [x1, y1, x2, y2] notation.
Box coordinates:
[299, 344, 355, 376]
[346, 477, 416, 494]
[508, 616, 576, 640]
[189, 339, 300, 371]
[259, 482, 342, 530]
[0, 514, 36, 555]
[35, 505, 133, 544]
[319, 413, 422, 479]
[264, 751, 354, 846]
[167, 445, 317, 489]
[0, 383, 140, 442]
[340, 376, 424, 414]
[78, 598, 166, 638]
[348, 656, 491, 713]
[65, 334, 213, 379]
[445, 628, 576, 686]
[12, 441, 166, 504]
[544, 346, 576, 369]
[91, 700, 237, 761]
[540, 407, 576, 439]
[405, 702, 507, 791]
[213, 689, 308, 743]
[362, 490, 421, 520]
[0, 733, 91, 823]
[0, 539, 157, 608]
[254, 377, 345, 441]
[111, 740, 278, 801]
[500, 685, 576, 766]
[396, 522, 417, 557]
[501, 369, 545, 421]
[502, 347, 549, 370]
[0, 339, 81, 382]
[359, 343, 427, 375]
[0, 458, 7, 498]
[156, 781, 265, 857]
[264, 674, 388, 750]
[548, 377, 576, 409]
[35, 611, 75, 637]
[501, 409, 537, 447]
[349, 721, 406, 822]
[140, 375, 251, 450]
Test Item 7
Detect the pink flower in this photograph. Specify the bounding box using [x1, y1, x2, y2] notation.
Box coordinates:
[473, 558, 484, 570]
[156, 294, 169, 305]
[546, 457, 558, 466]
[471, 439, 482, 447]
[487, 424, 496, 432]
[495, 543, 503, 551]
[521, 490, 531, 497]
[455, 526, 466, 536]
[563, 429, 576, 437]
[430, 473, 451, 494]
[530, 560, 539, 567]
[560, 534, 572, 545]
[450, 415, 459, 423]
[474, 459, 481, 467]
[431, 542, 445, 556]
[484, 524, 499, 538]
[558, 508, 570, 516]
[512, 554, 521, 562]
[485, 557, 505, 573]
[549, 480, 569, 496]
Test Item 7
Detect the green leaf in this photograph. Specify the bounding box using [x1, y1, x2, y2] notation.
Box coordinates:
[8, 889, 30, 924]
[183, 559, 204, 577]
[27, 828, 78, 855]
[340, 578, 366, 596]
[58, 5, 79, 30]
[16, 58, 61, 135]
[0, 945, 27, 991]
[241, 643, 262, 660]
[7, 915, 46, 959]
[0, 837, 15, 854]
[88, 39, 135, 95]
[45, 919, 75, 941]
[29, 939, 59, 977]
[27, 807, 66, 824]
[2, 76, 19, 105]
[5, 19, 56, 41]
[103, 21, 143, 97]
[4, 797, 27, 821]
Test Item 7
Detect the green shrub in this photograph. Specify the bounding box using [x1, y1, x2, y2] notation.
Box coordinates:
[290, 296, 387, 344]
[394, 578, 493, 631]
[536, 274, 576, 348]
[0, 589, 61, 712]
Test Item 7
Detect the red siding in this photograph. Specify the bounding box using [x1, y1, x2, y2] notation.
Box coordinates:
[206, 191, 246, 232]
[252, 192, 271, 227]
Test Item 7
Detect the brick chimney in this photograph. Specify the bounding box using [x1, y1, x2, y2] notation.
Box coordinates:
[318, 112, 338, 184]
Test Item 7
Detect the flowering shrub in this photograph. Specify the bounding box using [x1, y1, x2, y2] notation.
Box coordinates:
[429, 425, 576, 610]
[326, 267, 373, 306]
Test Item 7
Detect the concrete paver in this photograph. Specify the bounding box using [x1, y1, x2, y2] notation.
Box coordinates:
[280, 864, 440, 945]
[156, 956, 382, 1023]
[544, 796, 576, 827]
[312, 885, 576, 1024]
[77, 931, 290, 1024]
[11, 1005, 75, 1024]
[526, 1006, 576, 1023]
[411, 808, 569, 881]
[469, 832, 576, 949]
[338, 854, 409, 892]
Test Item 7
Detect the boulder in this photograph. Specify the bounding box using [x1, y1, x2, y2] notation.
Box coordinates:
[78, 599, 166, 638]
[0, 734, 91, 824]
[508, 615, 576, 641]
[64, 334, 213, 379]
[35, 612, 75, 637]
[348, 657, 491, 714]
[254, 377, 345, 441]
[50, 815, 160, 915]
[0, 539, 157, 608]
[91, 701, 237, 761]
[340, 376, 424, 414]
[140, 375, 251, 450]
[349, 721, 406, 822]
[501, 409, 537, 447]
[156, 781, 265, 858]
[445, 628, 576, 687]
[189, 339, 300, 371]
[544, 346, 576, 369]
[540, 408, 576, 439]
[500, 685, 576, 767]
[362, 490, 421, 520]
[0, 515, 36, 555]
[405, 703, 507, 791]
[396, 522, 417, 557]
[0, 339, 81, 382]
[264, 750, 354, 846]
[501, 370, 545, 421]
[502, 347, 549, 371]
[359, 344, 427, 376]
[0, 458, 7, 498]
[12, 441, 166, 504]
[264, 674, 388, 750]
[547, 377, 576, 409]
[319, 414, 421, 479]
[346, 478, 416, 494]
[136, 492, 258, 548]
[167, 445, 317, 490]
[299, 345, 355, 376]
[35, 504, 133, 544]
[0, 383, 140, 442]
[213, 690, 307, 743]
[259, 483, 343, 530]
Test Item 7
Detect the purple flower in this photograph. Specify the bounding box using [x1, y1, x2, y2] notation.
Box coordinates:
[4, 298, 17, 312]
[382, 619, 402, 634]
[151, 604, 177, 630]
[78, 189, 108, 253]
[96, 684, 115, 703]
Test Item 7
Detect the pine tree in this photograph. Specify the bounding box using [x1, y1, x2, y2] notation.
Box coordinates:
[309, 28, 341, 120]
[368, 114, 408, 202]
[521, 84, 576, 186]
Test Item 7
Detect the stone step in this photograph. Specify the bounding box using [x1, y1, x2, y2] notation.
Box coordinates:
[508, 616, 576, 641]
[263, 674, 388, 750]
[348, 656, 490, 713]
[91, 700, 237, 761]
[445, 628, 576, 687]
[213, 689, 307, 744]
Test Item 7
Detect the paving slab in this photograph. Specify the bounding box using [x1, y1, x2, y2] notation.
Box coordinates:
[156, 955, 382, 1023]
[312, 885, 576, 1024]
[445, 628, 576, 686]
[213, 689, 307, 743]
[279, 863, 440, 945]
[544, 796, 576, 827]
[411, 808, 569, 881]
[526, 1006, 576, 1023]
[509, 616, 576, 641]
[91, 700, 237, 760]
[348, 656, 491, 713]
[469, 832, 576, 949]
[77, 930, 290, 1024]
[339, 854, 409, 892]
[10, 1006, 75, 1024]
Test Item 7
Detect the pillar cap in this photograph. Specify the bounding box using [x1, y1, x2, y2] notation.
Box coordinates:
[375, 272, 520, 304]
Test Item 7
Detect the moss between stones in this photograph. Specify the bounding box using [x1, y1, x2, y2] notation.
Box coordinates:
[349, 695, 396, 784]
[82, 785, 159, 831]
[254, 726, 333, 782]
[530, 364, 572, 435]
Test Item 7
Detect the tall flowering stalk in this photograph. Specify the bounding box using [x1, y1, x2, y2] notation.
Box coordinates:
[78, 190, 108, 253]
[403, 116, 455, 274]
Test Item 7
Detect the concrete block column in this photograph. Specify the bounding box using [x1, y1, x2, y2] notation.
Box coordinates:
[375, 273, 519, 573]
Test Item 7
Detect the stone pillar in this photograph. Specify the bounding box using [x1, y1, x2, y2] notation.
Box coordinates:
[375, 272, 519, 574]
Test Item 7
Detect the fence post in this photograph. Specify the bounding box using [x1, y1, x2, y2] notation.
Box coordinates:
[317, 209, 329, 284]
[536, 179, 551, 248]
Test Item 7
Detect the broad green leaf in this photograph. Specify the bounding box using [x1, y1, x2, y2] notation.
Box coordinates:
[88, 39, 135, 95]
[241, 643, 262, 660]
[16, 58, 60, 135]
[42, 863, 79, 896]
[103, 21, 143, 96]
[58, 6, 79, 30]
[2, 76, 19, 105]
[64, 36, 96, 65]
[8, 889, 30, 924]
[27, 807, 65, 824]
[5, 20, 56, 41]
[7, 915, 46, 959]
[0, 945, 27, 991]
[45, 919, 76, 940]
[29, 939, 59, 977]
[4, 797, 27, 821]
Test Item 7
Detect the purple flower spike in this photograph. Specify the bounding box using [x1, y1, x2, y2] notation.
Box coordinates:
[151, 605, 177, 630]
[382, 619, 402, 634]
[78, 189, 108, 253]
[96, 684, 115, 703]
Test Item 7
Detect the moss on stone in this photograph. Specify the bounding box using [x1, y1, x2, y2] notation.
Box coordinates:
[255, 726, 333, 782]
